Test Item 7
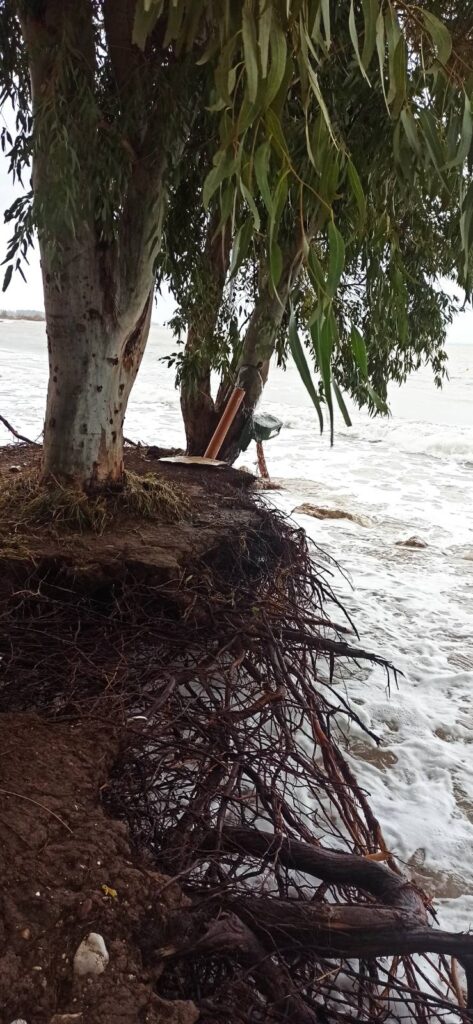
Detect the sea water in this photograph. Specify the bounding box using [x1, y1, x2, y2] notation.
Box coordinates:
[1, 319, 472, 933]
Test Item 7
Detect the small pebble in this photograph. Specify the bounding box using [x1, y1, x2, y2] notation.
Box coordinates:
[49, 1015, 83, 1023]
[73, 933, 109, 977]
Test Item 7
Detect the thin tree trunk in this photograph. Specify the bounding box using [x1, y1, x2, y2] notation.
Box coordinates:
[180, 325, 219, 456]
[180, 217, 231, 455]
[218, 245, 302, 464]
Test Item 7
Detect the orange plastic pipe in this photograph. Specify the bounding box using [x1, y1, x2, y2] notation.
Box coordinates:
[204, 386, 245, 460]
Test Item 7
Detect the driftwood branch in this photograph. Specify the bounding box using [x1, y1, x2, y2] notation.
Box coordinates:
[0, 414, 39, 446]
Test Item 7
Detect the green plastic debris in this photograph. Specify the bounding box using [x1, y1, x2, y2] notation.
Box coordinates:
[240, 412, 282, 452]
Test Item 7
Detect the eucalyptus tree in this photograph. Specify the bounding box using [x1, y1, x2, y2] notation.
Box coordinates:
[159, 3, 472, 458]
[1, 1, 471, 484]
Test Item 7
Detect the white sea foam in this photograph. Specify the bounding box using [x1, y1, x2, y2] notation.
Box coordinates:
[1, 320, 472, 933]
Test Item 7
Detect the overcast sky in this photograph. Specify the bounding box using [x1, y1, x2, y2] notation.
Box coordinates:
[1, 132, 472, 341]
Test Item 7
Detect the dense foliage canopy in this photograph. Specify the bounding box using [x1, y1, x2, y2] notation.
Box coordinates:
[0, 1, 472, 465]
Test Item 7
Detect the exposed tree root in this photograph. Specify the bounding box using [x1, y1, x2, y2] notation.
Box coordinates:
[0, 452, 470, 1022]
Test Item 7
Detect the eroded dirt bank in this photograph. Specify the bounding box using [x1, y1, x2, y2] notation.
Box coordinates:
[0, 714, 198, 1024]
[1, 445, 471, 1023]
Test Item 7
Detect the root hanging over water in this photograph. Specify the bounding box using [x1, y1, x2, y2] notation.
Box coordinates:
[0, 462, 471, 1023]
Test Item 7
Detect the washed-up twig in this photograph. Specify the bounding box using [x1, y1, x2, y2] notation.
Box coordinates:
[0, 414, 39, 446]
[0, 786, 73, 833]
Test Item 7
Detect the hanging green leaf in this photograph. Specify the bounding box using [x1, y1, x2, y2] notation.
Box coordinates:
[308, 66, 337, 144]
[447, 93, 473, 169]
[321, 0, 331, 48]
[258, 0, 272, 77]
[460, 181, 473, 276]
[307, 246, 328, 299]
[389, 37, 407, 115]
[349, 0, 370, 83]
[361, 0, 378, 70]
[351, 325, 368, 378]
[265, 108, 289, 157]
[347, 159, 367, 227]
[242, 4, 260, 103]
[423, 11, 452, 66]
[400, 107, 421, 155]
[327, 221, 345, 298]
[333, 380, 352, 427]
[288, 309, 324, 432]
[202, 151, 235, 208]
[2, 263, 13, 292]
[269, 239, 283, 289]
[376, 9, 388, 108]
[132, 0, 162, 49]
[229, 216, 253, 277]
[264, 23, 287, 107]
[254, 141, 273, 213]
[366, 382, 389, 413]
[313, 315, 334, 442]
[418, 108, 446, 172]
[240, 180, 261, 230]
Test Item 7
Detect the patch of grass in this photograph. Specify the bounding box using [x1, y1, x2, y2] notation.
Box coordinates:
[0, 471, 189, 536]
[119, 471, 189, 522]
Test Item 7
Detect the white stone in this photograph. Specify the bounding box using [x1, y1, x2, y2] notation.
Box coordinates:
[73, 933, 109, 977]
[10, 1019, 28, 1024]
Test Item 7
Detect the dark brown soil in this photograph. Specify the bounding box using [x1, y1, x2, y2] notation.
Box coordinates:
[0, 713, 198, 1024]
[1, 445, 461, 1024]
[0, 444, 256, 589]
[0, 447, 258, 1023]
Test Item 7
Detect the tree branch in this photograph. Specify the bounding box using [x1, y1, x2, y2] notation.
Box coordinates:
[0, 415, 39, 447]
[103, 0, 140, 96]
[200, 826, 425, 915]
[187, 828, 473, 1011]
[233, 896, 473, 970]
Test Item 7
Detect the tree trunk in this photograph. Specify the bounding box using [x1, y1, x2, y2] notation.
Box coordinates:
[20, 0, 181, 489]
[216, 241, 304, 465]
[217, 292, 288, 464]
[180, 323, 219, 456]
[41, 237, 152, 488]
[180, 218, 231, 455]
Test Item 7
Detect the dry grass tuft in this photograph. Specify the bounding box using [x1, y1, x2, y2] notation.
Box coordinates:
[0, 470, 189, 536]
[119, 471, 189, 523]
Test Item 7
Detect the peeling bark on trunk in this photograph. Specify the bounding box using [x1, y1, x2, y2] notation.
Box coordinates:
[20, 0, 171, 489]
[41, 239, 152, 487]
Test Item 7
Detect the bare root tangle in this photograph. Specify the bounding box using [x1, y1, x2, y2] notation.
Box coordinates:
[0, 494, 470, 1022]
